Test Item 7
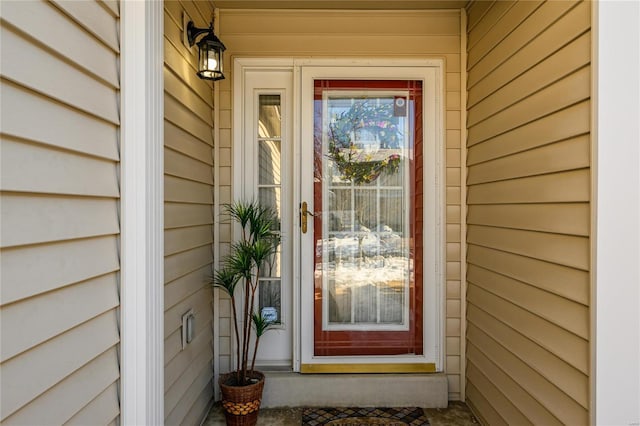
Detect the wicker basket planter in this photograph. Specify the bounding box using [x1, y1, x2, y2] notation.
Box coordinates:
[219, 371, 265, 426]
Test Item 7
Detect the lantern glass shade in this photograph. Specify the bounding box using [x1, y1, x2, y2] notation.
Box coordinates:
[196, 33, 225, 81]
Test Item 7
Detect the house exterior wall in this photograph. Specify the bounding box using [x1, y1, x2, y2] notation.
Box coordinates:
[0, 1, 121, 424]
[464, 1, 591, 424]
[217, 8, 466, 401]
[163, 1, 217, 424]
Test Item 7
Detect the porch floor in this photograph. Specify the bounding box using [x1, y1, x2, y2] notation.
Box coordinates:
[203, 401, 479, 425]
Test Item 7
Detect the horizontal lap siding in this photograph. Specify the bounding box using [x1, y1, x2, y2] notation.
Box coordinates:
[163, 1, 216, 424]
[0, 1, 121, 423]
[465, 1, 591, 424]
[219, 9, 464, 400]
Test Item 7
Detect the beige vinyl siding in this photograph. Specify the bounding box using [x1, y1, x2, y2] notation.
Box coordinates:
[0, 0, 120, 423]
[163, 1, 216, 424]
[465, 0, 591, 424]
[218, 9, 465, 400]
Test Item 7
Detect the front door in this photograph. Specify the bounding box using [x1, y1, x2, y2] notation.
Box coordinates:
[299, 65, 443, 372]
[234, 60, 444, 373]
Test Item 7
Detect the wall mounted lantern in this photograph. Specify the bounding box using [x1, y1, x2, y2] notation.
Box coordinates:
[186, 21, 226, 81]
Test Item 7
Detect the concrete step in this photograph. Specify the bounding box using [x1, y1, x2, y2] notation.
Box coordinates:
[260, 371, 448, 408]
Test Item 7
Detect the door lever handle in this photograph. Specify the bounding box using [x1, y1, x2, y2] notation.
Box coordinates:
[301, 201, 314, 234]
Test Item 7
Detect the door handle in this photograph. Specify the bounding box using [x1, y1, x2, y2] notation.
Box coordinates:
[300, 201, 314, 234]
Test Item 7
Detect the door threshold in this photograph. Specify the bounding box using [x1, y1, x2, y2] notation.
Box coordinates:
[300, 363, 436, 374]
[255, 365, 293, 372]
[260, 371, 448, 408]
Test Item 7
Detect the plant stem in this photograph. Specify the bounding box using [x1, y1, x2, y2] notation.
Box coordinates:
[246, 282, 259, 372]
[250, 334, 260, 374]
[229, 294, 241, 384]
[241, 277, 250, 384]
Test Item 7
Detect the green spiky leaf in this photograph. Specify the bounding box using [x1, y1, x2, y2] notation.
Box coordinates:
[225, 201, 256, 230]
[252, 312, 274, 338]
[211, 267, 241, 297]
[227, 241, 254, 281]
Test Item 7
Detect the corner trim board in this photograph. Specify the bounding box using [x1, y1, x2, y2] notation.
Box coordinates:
[120, 1, 165, 423]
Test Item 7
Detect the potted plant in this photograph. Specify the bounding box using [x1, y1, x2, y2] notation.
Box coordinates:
[211, 200, 280, 426]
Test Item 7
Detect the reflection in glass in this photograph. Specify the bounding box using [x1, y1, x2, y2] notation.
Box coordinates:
[257, 94, 284, 326]
[259, 187, 281, 230]
[326, 96, 404, 185]
[259, 245, 281, 278]
[327, 189, 352, 233]
[321, 91, 410, 329]
[380, 282, 403, 323]
[377, 157, 404, 187]
[259, 140, 281, 185]
[354, 284, 377, 323]
[258, 95, 281, 138]
[355, 189, 378, 232]
[328, 278, 350, 323]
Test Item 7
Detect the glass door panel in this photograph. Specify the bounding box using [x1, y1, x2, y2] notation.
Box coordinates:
[257, 94, 283, 324]
[312, 80, 423, 356]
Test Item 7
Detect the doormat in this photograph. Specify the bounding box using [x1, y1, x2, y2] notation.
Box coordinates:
[302, 407, 430, 426]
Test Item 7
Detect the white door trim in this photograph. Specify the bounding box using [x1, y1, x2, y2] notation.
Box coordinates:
[120, 1, 164, 423]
